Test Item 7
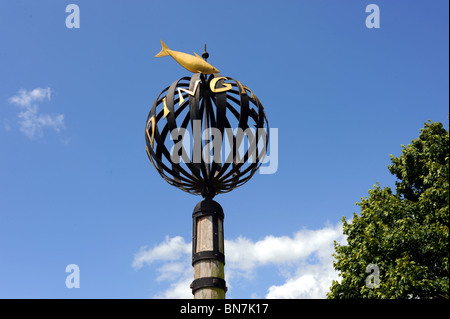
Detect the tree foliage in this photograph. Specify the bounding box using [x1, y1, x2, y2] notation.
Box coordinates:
[328, 121, 449, 299]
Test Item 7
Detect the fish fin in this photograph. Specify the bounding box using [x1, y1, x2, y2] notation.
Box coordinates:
[155, 40, 170, 57]
[193, 52, 201, 58]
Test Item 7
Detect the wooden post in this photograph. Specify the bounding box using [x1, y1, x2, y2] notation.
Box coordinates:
[191, 198, 226, 299]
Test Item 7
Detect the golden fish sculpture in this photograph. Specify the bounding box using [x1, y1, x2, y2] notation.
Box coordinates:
[155, 40, 220, 74]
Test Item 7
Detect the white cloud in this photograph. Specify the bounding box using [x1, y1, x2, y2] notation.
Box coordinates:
[226, 224, 343, 272]
[132, 222, 346, 299]
[132, 236, 192, 299]
[132, 236, 191, 269]
[265, 263, 339, 299]
[9, 87, 51, 107]
[153, 276, 194, 299]
[226, 223, 346, 298]
[9, 87, 65, 139]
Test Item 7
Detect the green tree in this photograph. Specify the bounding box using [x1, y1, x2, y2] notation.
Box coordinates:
[328, 120, 449, 299]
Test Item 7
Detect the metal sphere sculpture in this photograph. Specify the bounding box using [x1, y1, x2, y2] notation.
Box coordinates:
[145, 72, 269, 199]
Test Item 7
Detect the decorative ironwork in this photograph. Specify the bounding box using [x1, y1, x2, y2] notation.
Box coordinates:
[145, 73, 269, 199]
[146, 43, 269, 298]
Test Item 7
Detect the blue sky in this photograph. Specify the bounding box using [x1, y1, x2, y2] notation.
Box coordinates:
[0, 0, 448, 298]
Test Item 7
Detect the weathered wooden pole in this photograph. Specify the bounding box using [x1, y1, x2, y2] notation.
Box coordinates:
[190, 198, 227, 299]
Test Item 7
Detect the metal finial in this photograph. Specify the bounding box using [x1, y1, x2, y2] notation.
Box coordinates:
[202, 44, 209, 61]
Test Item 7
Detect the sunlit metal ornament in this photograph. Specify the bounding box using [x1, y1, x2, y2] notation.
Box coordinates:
[145, 73, 269, 198]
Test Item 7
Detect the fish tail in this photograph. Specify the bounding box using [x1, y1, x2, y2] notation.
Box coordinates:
[155, 40, 170, 57]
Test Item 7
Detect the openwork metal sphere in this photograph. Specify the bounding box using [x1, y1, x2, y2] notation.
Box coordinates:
[145, 73, 269, 198]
